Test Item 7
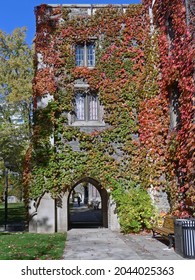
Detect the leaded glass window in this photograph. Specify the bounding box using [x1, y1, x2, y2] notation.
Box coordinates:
[75, 43, 95, 67]
[75, 92, 99, 121]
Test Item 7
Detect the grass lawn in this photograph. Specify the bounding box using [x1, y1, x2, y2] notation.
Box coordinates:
[0, 232, 66, 260]
[0, 203, 66, 260]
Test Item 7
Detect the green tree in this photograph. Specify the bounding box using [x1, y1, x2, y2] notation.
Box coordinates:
[0, 27, 33, 200]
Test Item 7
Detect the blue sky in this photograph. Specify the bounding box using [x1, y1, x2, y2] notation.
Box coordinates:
[0, 1, 141, 45]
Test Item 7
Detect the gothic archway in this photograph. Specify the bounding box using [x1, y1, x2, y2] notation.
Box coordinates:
[68, 177, 108, 229]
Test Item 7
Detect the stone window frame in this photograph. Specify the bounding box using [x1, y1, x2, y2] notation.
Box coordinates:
[74, 91, 99, 122]
[69, 83, 105, 127]
[75, 41, 96, 68]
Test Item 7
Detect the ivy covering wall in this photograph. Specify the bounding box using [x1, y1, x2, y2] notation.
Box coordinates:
[143, 0, 195, 217]
[24, 1, 194, 232]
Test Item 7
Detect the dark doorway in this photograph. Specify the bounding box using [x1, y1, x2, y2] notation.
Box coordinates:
[68, 177, 108, 229]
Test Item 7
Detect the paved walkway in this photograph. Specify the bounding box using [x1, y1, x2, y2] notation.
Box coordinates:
[63, 228, 184, 260]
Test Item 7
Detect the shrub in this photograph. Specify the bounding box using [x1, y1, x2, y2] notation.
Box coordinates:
[112, 182, 155, 233]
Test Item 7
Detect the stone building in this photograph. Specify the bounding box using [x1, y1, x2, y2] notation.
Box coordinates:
[28, 2, 194, 233]
[144, 0, 195, 215]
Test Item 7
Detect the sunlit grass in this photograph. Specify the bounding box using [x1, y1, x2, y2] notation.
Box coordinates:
[0, 232, 66, 260]
[0, 203, 66, 260]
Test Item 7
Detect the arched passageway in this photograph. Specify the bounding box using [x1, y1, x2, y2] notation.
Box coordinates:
[68, 177, 108, 229]
[28, 177, 121, 233]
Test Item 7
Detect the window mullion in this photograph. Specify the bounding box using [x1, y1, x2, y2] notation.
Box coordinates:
[84, 42, 87, 67]
[85, 94, 88, 121]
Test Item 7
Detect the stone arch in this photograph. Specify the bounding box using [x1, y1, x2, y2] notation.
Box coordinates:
[67, 177, 108, 229]
[29, 177, 120, 233]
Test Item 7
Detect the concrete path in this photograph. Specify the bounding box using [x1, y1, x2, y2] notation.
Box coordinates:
[63, 228, 184, 260]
